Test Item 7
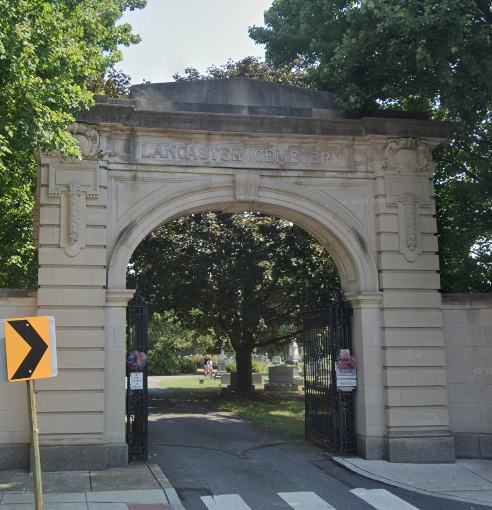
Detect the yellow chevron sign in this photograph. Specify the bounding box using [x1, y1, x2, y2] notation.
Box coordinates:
[1, 316, 57, 382]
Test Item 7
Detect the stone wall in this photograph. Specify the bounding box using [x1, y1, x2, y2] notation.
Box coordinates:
[443, 294, 492, 459]
[0, 290, 37, 469]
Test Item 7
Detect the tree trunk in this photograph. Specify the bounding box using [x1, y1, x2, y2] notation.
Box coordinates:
[234, 329, 254, 392]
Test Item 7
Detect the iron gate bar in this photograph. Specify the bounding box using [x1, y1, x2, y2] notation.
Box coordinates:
[126, 287, 149, 462]
[302, 293, 356, 454]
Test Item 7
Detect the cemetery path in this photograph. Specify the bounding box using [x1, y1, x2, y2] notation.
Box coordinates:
[147, 377, 490, 510]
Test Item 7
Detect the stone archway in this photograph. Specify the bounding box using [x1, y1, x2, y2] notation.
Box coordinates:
[10, 77, 454, 469]
[106, 188, 382, 460]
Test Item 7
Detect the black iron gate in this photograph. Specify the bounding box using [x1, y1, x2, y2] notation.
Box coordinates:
[126, 288, 148, 462]
[303, 293, 356, 454]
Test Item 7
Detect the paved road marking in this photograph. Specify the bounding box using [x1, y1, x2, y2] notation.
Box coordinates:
[351, 488, 420, 510]
[201, 494, 252, 509]
[278, 492, 338, 509]
[201, 490, 420, 510]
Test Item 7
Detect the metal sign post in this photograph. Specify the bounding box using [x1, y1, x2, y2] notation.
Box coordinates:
[0, 316, 57, 510]
[26, 380, 43, 510]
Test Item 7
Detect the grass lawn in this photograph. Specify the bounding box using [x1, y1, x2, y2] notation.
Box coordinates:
[158, 376, 305, 438]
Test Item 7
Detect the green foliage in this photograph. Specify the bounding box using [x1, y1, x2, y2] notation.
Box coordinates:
[148, 351, 179, 376]
[130, 212, 340, 391]
[173, 55, 306, 87]
[0, 151, 37, 287]
[147, 312, 215, 374]
[225, 363, 237, 373]
[0, 0, 145, 287]
[0, 0, 145, 169]
[178, 358, 197, 374]
[251, 361, 265, 373]
[87, 68, 132, 99]
[189, 354, 218, 370]
[250, 0, 492, 292]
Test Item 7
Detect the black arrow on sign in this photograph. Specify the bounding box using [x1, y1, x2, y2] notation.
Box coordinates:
[7, 319, 48, 380]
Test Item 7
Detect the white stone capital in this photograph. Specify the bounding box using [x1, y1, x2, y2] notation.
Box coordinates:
[105, 289, 136, 307]
[345, 291, 382, 308]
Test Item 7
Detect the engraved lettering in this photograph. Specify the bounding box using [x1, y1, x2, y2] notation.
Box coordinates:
[199, 147, 209, 160]
[165, 145, 176, 159]
[276, 150, 287, 163]
[232, 148, 242, 161]
[139, 143, 345, 168]
[177, 145, 187, 159]
[289, 150, 299, 163]
[151, 145, 164, 158]
[221, 148, 231, 161]
[188, 146, 197, 159]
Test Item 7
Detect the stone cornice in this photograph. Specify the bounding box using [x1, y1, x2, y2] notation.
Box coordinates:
[77, 100, 454, 142]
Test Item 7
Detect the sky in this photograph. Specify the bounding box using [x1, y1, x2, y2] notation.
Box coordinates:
[118, 0, 273, 85]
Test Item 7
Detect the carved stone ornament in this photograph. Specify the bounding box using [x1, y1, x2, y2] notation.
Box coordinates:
[235, 172, 260, 202]
[383, 138, 435, 176]
[60, 181, 87, 257]
[67, 183, 81, 245]
[48, 164, 99, 198]
[397, 193, 422, 262]
[68, 122, 101, 160]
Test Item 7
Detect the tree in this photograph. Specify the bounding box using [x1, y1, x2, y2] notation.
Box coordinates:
[249, 0, 492, 292]
[0, 151, 37, 287]
[129, 212, 340, 392]
[173, 55, 306, 87]
[87, 68, 132, 99]
[0, 0, 145, 287]
[147, 311, 215, 375]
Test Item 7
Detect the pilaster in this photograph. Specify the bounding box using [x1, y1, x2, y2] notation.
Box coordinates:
[370, 136, 454, 463]
[345, 292, 385, 459]
[34, 123, 113, 470]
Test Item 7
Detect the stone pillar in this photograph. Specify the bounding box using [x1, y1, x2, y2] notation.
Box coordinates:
[345, 292, 385, 459]
[104, 289, 135, 467]
[33, 123, 114, 470]
[371, 137, 454, 463]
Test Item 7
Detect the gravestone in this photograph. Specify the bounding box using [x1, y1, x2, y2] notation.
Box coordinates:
[265, 365, 299, 391]
[217, 348, 227, 374]
[287, 341, 300, 365]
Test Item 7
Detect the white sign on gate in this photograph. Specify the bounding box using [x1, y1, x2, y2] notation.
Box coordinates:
[130, 372, 143, 390]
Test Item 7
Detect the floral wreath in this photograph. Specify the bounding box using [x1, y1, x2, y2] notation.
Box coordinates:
[336, 353, 357, 372]
[127, 351, 148, 371]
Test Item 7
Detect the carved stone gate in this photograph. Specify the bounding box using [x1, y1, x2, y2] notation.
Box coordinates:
[0, 77, 458, 470]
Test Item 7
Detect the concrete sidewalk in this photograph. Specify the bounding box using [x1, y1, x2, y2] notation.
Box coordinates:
[335, 457, 492, 507]
[3, 458, 492, 509]
[0, 463, 185, 510]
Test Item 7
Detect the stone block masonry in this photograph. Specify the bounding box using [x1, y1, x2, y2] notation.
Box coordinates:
[443, 294, 492, 459]
[1, 78, 460, 468]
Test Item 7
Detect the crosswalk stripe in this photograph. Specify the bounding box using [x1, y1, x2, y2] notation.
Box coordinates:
[278, 491, 337, 509]
[201, 494, 253, 510]
[351, 488, 420, 510]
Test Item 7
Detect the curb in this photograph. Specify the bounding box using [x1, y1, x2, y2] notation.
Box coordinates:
[333, 457, 492, 508]
[148, 464, 186, 510]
